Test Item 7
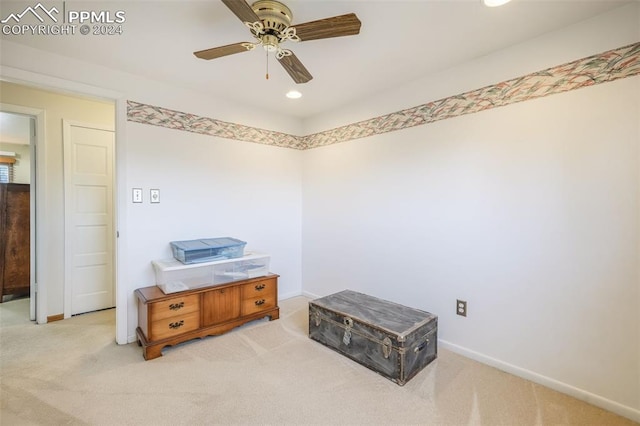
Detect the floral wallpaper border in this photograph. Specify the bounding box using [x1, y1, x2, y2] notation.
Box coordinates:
[128, 42, 640, 150]
[126, 101, 305, 149]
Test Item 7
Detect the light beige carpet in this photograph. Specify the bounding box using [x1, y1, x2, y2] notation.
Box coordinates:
[0, 296, 636, 425]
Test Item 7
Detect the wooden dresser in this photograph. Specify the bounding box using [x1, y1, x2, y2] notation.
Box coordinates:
[0, 183, 30, 302]
[135, 273, 279, 360]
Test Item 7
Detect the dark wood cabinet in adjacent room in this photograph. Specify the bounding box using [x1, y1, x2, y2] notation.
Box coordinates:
[0, 183, 30, 302]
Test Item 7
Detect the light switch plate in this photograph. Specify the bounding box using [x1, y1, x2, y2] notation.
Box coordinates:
[150, 189, 160, 203]
[132, 188, 143, 203]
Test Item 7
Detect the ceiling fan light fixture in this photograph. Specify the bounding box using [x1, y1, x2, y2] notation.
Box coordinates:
[247, 1, 300, 55]
[262, 34, 280, 52]
[483, 0, 512, 7]
[286, 90, 302, 99]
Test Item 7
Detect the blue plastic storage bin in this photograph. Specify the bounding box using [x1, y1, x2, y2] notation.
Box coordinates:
[170, 237, 246, 264]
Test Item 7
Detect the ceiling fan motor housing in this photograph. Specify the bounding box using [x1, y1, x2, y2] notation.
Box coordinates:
[251, 0, 293, 34]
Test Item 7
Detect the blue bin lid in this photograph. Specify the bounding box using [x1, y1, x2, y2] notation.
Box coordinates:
[170, 237, 246, 250]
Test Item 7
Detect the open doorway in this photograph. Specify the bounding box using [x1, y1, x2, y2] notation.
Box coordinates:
[0, 111, 36, 320]
[0, 82, 116, 327]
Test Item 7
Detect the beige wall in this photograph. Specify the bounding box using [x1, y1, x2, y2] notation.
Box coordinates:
[0, 81, 115, 317]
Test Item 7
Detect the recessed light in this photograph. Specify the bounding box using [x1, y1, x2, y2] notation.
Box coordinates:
[483, 0, 511, 6]
[286, 90, 302, 99]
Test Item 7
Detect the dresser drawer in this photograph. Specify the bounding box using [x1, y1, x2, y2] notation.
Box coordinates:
[150, 294, 199, 321]
[241, 294, 276, 316]
[241, 278, 277, 300]
[150, 311, 200, 341]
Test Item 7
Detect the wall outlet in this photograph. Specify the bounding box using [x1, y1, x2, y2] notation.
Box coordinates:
[456, 299, 467, 317]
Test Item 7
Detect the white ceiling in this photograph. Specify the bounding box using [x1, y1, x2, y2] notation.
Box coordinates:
[0, 0, 633, 119]
[0, 112, 31, 146]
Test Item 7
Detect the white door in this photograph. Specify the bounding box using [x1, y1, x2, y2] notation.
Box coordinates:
[63, 120, 115, 316]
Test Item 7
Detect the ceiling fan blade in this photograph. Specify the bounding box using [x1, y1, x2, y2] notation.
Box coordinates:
[278, 53, 313, 84]
[221, 0, 260, 23]
[293, 13, 361, 42]
[194, 42, 251, 60]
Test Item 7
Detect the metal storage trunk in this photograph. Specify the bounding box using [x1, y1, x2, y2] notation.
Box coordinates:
[308, 290, 437, 386]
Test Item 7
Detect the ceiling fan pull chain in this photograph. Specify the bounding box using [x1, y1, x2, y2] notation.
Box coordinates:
[266, 50, 269, 80]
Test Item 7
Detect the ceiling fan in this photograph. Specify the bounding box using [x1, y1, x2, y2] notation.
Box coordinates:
[194, 0, 362, 84]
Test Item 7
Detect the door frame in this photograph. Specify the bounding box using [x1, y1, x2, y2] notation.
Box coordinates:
[0, 65, 129, 344]
[0, 103, 45, 323]
[62, 119, 115, 318]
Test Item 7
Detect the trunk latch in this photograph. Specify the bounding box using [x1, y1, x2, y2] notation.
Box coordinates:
[342, 317, 354, 345]
[382, 337, 392, 359]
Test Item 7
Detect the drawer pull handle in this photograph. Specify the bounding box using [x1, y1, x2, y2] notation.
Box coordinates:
[169, 320, 184, 329]
[255, 284, 266, 291]
[255, 299, 266, 306]
[169, 302, 184, 311]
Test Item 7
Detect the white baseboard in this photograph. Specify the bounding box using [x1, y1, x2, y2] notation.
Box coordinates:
[438, 339, 640, 423]
[301, 290, 321, 299]
[279, 290, 304, 300]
